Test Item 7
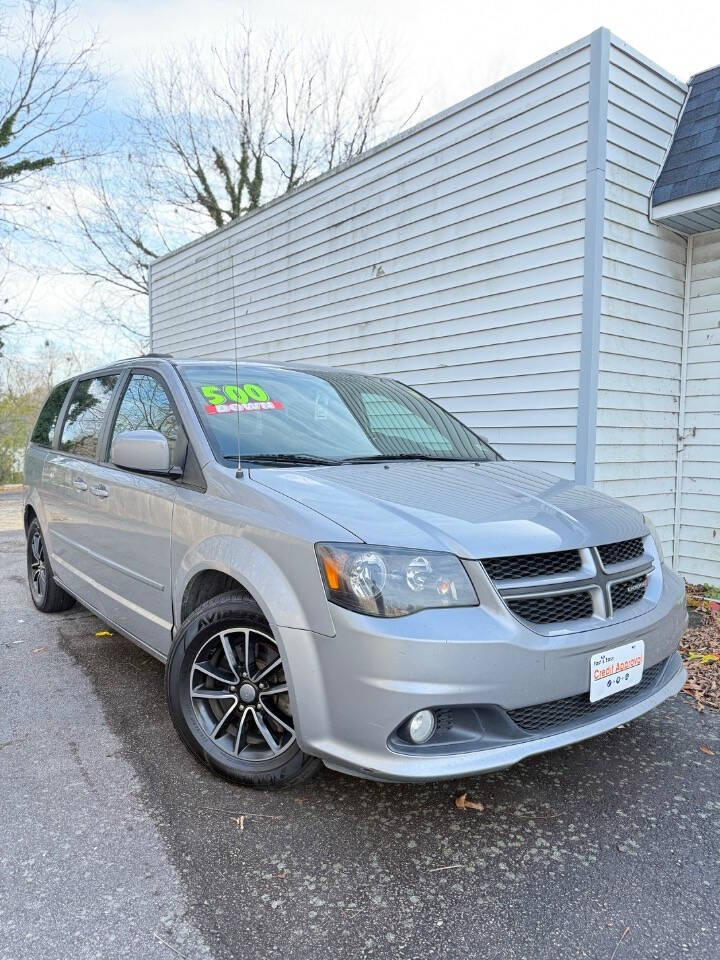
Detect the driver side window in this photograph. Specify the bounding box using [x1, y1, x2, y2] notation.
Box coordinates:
[111, 373, 178, 459]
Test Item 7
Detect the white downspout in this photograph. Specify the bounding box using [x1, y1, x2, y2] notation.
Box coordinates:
[672, 234, 693, 573]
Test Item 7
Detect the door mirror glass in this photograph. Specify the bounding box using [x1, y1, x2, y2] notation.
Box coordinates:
[111, 429, 173, 474]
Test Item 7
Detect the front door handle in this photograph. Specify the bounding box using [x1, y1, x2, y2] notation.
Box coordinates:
[89, 484, 109, 499]
[72, 476, 88, 491]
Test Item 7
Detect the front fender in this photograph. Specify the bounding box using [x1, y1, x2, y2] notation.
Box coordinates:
[174, 532, 337, 638]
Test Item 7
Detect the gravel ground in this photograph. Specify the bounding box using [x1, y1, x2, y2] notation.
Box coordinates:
[0, 490, 23, 532]
[1, 491, 719, 960]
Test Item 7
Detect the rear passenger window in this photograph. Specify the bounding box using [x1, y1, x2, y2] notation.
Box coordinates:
[111, 374, 178, 458]
[30, 381, 73, 447]
[60, 376, 119, 459]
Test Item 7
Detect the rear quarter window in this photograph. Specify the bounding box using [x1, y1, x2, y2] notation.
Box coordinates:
[59, 375, 119, 459]
[30, 381, 73, 448]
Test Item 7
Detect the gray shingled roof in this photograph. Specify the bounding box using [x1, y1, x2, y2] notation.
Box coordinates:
[653, 65, 720, 206]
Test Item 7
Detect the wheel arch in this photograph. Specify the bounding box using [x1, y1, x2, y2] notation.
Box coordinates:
[180, 569, 257, 625]
[174, 534, 336, 638]
[24, 504, 37, 533]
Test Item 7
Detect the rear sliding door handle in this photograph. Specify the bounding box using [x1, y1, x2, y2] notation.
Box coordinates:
[72, 477, 88, 491]
[89, 484, 109, 499]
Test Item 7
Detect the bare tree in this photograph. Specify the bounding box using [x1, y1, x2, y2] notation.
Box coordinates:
[0, 0, 104, 352]
[66, 19, 403, 323]
[0, 245, 37, 351]
[129, 23, 399, 224]
[0, 0, 103, 219]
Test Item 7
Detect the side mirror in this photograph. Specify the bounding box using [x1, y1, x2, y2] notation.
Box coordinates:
[111, 429, 179, 476]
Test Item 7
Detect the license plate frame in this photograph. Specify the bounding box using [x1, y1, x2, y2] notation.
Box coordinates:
[589, 640, 645, 703]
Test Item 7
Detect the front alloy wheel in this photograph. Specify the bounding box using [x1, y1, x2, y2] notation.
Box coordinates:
[190, 626, 295, 761]
[165, 591, 321, 788]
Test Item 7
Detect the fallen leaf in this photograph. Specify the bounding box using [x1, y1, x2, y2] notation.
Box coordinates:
[95, 630, 113, 637]
[455, 792, 484, 812]
[687, 652, 719, 664]
[32, 645, 47, 653]
[680, 600, 720, 711]
[699, 745, 715, 756]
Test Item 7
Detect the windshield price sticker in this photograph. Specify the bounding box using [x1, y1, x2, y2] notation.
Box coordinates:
[200, 383, 283, 415]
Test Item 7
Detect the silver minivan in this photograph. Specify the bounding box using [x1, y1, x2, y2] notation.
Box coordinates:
[24, 357, 687, 787]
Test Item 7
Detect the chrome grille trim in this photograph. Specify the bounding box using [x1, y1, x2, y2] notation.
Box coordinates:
[481, 539, 653, 626]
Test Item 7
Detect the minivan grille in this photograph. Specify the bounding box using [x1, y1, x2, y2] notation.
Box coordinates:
[507, 658, 667, 733]
[482, 549, 581, 581]
[482, 538, 654, 628]
[598, 538, 644, 567]
[610, 574, 648, 612]
[507, 591, 593, 625]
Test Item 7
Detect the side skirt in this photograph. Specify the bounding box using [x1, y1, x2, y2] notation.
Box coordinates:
[53, 574, 169, 664]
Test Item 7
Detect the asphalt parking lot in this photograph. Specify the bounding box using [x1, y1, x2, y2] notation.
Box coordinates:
[1, 490, 719, 960]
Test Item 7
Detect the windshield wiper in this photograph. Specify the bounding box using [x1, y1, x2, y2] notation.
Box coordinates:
[223, 454, 341, 466]
[338, 454, 479, 464]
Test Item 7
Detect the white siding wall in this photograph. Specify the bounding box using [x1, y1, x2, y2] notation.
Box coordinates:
[679, 231, 720, 585]
[594, 39, 687, 558]
[151, 39, 593, 478]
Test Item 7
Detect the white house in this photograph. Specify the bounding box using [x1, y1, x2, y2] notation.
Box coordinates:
[148, 28, 720, 586]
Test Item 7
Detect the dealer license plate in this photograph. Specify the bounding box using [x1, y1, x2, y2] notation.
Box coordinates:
[589, 640, 645, 703]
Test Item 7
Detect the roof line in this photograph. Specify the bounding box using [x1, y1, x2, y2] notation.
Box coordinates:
[690, 63, 720, 83]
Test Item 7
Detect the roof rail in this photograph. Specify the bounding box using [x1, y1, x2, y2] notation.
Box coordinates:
[116, 352, 174, 363]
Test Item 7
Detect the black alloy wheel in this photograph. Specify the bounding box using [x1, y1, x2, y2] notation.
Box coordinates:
[26, 518, 75, 613]
[189, 624, 296, 761]
[166, 591, 321, 788]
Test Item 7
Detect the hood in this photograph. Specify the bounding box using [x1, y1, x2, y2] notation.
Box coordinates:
[252, 460, 647, 558]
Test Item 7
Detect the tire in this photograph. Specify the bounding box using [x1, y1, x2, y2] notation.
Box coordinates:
[165, 590, 321, 789]
[26, 518, 75, 613]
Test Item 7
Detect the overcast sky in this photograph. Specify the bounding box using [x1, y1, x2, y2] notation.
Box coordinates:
[82, 0, 720, 120]
[8, 0, 720, 370]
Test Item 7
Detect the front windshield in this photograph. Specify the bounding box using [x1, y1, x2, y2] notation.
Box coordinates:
[179, 363, 500, 465]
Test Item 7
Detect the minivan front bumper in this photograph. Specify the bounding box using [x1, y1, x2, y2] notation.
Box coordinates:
[276, 564, 688, 782]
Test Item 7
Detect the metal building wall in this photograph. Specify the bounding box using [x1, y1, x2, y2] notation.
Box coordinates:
[676, 231, 720, 585]
[592, 37, 688, 560]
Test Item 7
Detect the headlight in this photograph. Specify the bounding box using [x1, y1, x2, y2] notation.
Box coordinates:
[315, 543, 479, 617]
[642, 514, 665, 562]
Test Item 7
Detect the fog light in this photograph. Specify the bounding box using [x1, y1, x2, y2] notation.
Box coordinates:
[408, 709, 436, 744]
